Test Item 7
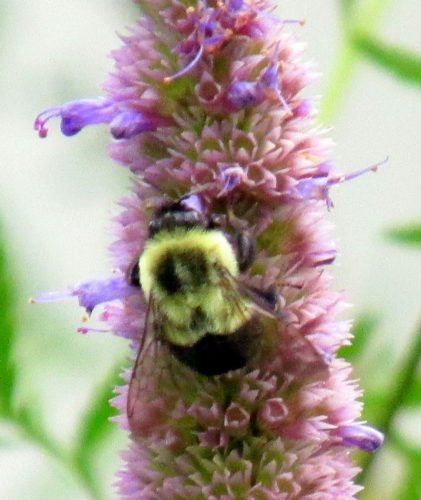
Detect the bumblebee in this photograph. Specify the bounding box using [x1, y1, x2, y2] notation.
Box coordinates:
[127, 196, 279, 415]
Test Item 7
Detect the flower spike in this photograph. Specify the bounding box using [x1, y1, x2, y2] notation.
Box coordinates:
[34, 0, 384, 496]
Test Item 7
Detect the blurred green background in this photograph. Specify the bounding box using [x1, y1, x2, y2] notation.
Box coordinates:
[0, 0, 420, 498]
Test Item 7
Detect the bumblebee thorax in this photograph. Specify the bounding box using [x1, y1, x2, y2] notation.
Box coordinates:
[138, 227, 238, 298]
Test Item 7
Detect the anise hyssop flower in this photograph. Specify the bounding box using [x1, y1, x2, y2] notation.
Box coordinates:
[35, 0, 383, 497]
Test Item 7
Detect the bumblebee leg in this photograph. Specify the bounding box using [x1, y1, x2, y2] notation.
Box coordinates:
[127, 259, 141, 287]
[237, 232, 256, 272]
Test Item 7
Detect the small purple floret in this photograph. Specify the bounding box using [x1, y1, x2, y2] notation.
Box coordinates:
[218, 164, 246, 196]
[33, 275, 137, 314]
[228, 0, 243, 12]
[224, 64, 292, 113]
[294, 99, 313, 117]
[34, 97, 116, 138]
[35, 98, 172, 140]
[179, 193, 206, 214]
[257, 64, 291, 114]
[294, 158, 386, 207]
[224, 81, 259, 111]
[338, 424, 384, 452]
[110, 110, 169, 139]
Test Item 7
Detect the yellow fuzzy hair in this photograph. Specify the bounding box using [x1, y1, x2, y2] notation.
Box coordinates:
[138, 227, 249, 345]
[139, 227, 238, 296]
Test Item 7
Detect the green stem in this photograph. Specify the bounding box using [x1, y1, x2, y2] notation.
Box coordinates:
[359, 320, 421, 483]
[4, 409, 103, 500]
[353, 31, 421, 86]
[13, 409, 67, 463]
[71, 456, 105, 500]
[319, 38, 357, 123]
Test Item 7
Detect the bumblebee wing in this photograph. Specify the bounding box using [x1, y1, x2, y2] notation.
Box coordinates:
[217, 268, 251, 323]
[218, 268, 330, 376]
[127, 293, 157, 422]
[235, 281, 284, 319]
[217, 266, 281, 319]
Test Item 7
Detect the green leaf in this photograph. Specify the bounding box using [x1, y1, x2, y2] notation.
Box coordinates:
[360, 322, 421, 483]
[14, 405, 66, 462]
[0, 222, 17, 415]
[386, 223, 421, 247]
[73, 365, 121, 464]
[14, 404, 105, 499]
[319, 0, 393, 122]
[390, 430, 421, 460]
[390, 432, 421, 500]
[71, 366, 122, 500]
[398, 474, 421, 500]
[339, 313, 379, 361]
[353, 31, 421, 86]
[401, 376, 421, 407]
[362, 388, 389, 425]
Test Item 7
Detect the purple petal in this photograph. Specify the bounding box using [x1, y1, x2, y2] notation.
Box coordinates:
[295, 177, 330, 202]
[338, 424, 384, 452]
[34, 97, 116, 138]
[308, 248, 337, 266]
[294, 158, 386, 207]
[179, 193, 205, 214]
[224, 81, 259, 111]
[228, 0, 243, 12]
[311, 162, 335, 178]
[327, 157, 388, 186]
[32, 275, 137, 314]
[257, 64, 292, 114]
[293, 99, 314, 117]
[110, 110, 171, 139]
[217, 164, 246, 196]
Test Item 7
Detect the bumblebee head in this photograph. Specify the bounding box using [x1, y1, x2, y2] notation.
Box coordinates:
[127, 195, 256, 293]
[148, 194, 208, 237]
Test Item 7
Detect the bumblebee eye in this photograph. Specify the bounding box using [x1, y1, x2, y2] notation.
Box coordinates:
[208, 213, 226, 229]
[148, 219, 160, 237]
[237, 232, 256, 272]
[128, 260, 141, 287]
[257, 286, 278, 310]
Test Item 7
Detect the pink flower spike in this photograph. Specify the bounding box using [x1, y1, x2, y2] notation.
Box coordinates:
[34, 0, 385, 497]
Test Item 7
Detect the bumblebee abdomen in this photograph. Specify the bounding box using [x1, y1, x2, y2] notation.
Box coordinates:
[160, 287, 250, 346]
[160, 306, 214, 346]
[168, 319, 260, 375]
